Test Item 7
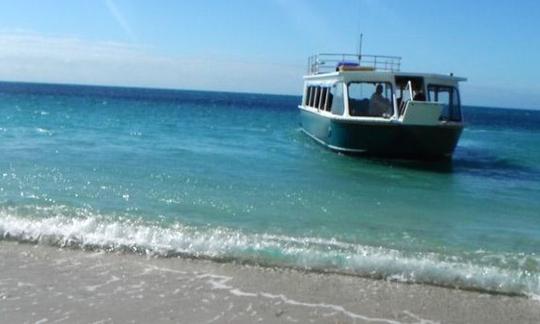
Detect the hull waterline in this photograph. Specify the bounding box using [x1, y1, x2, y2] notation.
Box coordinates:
[300, 109, 463, 159]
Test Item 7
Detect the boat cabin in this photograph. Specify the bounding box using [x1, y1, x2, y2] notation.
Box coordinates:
[301, 54, 466, 126]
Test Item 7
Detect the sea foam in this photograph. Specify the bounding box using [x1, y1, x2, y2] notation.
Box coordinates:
[0, 205, 538, 297]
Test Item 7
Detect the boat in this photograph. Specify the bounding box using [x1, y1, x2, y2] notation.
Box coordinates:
[298, 53, 466, 159]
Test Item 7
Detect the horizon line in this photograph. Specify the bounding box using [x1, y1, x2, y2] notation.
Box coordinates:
[0, 79, 537, 112]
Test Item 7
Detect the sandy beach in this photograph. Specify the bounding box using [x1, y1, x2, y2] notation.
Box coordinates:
[1, 1, 540, 323]
[0, 241, 538, 323]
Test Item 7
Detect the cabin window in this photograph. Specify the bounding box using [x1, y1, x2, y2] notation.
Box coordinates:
[305, 85, 337, 111]
[319, 87, 328, 110]
[427, 85, 461, 121]
[316, 87, 322, 109]
[347, 82, 393, 117]
[395, 76, 425, 101]
[314, 86, 321, 108]
[308, 86, 315, 107]
[304, 87, 311, 106]
[330, 83, 344, 115]
[325, 87, 333, 112]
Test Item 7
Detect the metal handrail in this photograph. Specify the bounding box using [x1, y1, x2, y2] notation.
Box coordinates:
[307, 53, 401, 75]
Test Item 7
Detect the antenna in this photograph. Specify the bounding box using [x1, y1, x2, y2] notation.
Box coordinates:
[358, 33, 363, 63]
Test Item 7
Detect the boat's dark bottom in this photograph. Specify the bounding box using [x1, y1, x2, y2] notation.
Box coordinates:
[300, 110, 463, 160]
[300, 129, 457, 161]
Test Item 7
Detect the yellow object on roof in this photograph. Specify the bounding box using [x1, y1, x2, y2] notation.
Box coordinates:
[338, 65, 376, 72]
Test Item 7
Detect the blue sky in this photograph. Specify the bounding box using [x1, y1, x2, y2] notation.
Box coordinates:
[0, 0, 538, 109]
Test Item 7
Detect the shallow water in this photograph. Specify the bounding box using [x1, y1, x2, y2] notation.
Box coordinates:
[0, 82, 539, 296]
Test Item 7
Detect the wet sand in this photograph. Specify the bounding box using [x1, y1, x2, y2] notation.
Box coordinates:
[0, 241, 538, 323]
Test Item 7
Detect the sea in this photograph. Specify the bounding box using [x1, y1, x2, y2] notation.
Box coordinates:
[0, 82, 539, 298]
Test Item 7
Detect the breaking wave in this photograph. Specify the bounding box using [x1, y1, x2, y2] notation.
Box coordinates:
[0, 205, 538, 298]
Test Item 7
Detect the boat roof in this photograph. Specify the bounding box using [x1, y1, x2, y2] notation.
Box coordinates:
[304, 71, 467, 83]
[305, 53, 466, 84]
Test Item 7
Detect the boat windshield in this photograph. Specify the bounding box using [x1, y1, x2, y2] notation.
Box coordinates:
[347, 82, 393, 117]
[427, 85, 461, 121]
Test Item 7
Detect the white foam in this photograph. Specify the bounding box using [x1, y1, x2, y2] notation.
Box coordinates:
[187, 269, 409, 323]
[0, 206, 539, 297]
[528, 293, 540, 302]
[258, 292, 406, 324]
[35, 127, 53, 135]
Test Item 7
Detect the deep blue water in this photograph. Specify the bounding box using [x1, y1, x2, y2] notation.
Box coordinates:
[0, 82, 539, 296]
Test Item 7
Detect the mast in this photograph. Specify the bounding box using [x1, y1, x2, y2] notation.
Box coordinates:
[358, 33, 363, 63]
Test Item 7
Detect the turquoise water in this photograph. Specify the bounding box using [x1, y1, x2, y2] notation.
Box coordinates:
[1, 82, 539, 296]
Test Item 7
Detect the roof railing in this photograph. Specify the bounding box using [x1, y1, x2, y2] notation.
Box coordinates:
[307, 53, 401, 75]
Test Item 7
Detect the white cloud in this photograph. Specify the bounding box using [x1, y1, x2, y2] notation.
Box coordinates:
[0, 31, 304, 95]
[104, 0, 137, 42]
[4, 31, 534, 109]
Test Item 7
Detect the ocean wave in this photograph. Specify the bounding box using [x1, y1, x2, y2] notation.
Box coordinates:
[0, 205, 538, 297]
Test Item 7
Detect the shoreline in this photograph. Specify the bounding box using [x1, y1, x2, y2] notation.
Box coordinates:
[1, 241, 539, 323]
[2, 236, 529, 300]
[1, 212, 537, 299]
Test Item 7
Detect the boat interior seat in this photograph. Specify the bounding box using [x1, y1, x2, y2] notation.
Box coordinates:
[349, 98, 370, 116]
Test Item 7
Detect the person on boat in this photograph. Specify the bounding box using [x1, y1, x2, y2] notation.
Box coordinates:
[369, 84, 391, 116]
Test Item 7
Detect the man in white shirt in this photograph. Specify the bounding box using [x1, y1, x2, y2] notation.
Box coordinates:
[369, 84, 391, 116]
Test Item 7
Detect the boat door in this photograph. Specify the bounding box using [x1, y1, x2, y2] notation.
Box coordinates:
[395, 76, 425, 115]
